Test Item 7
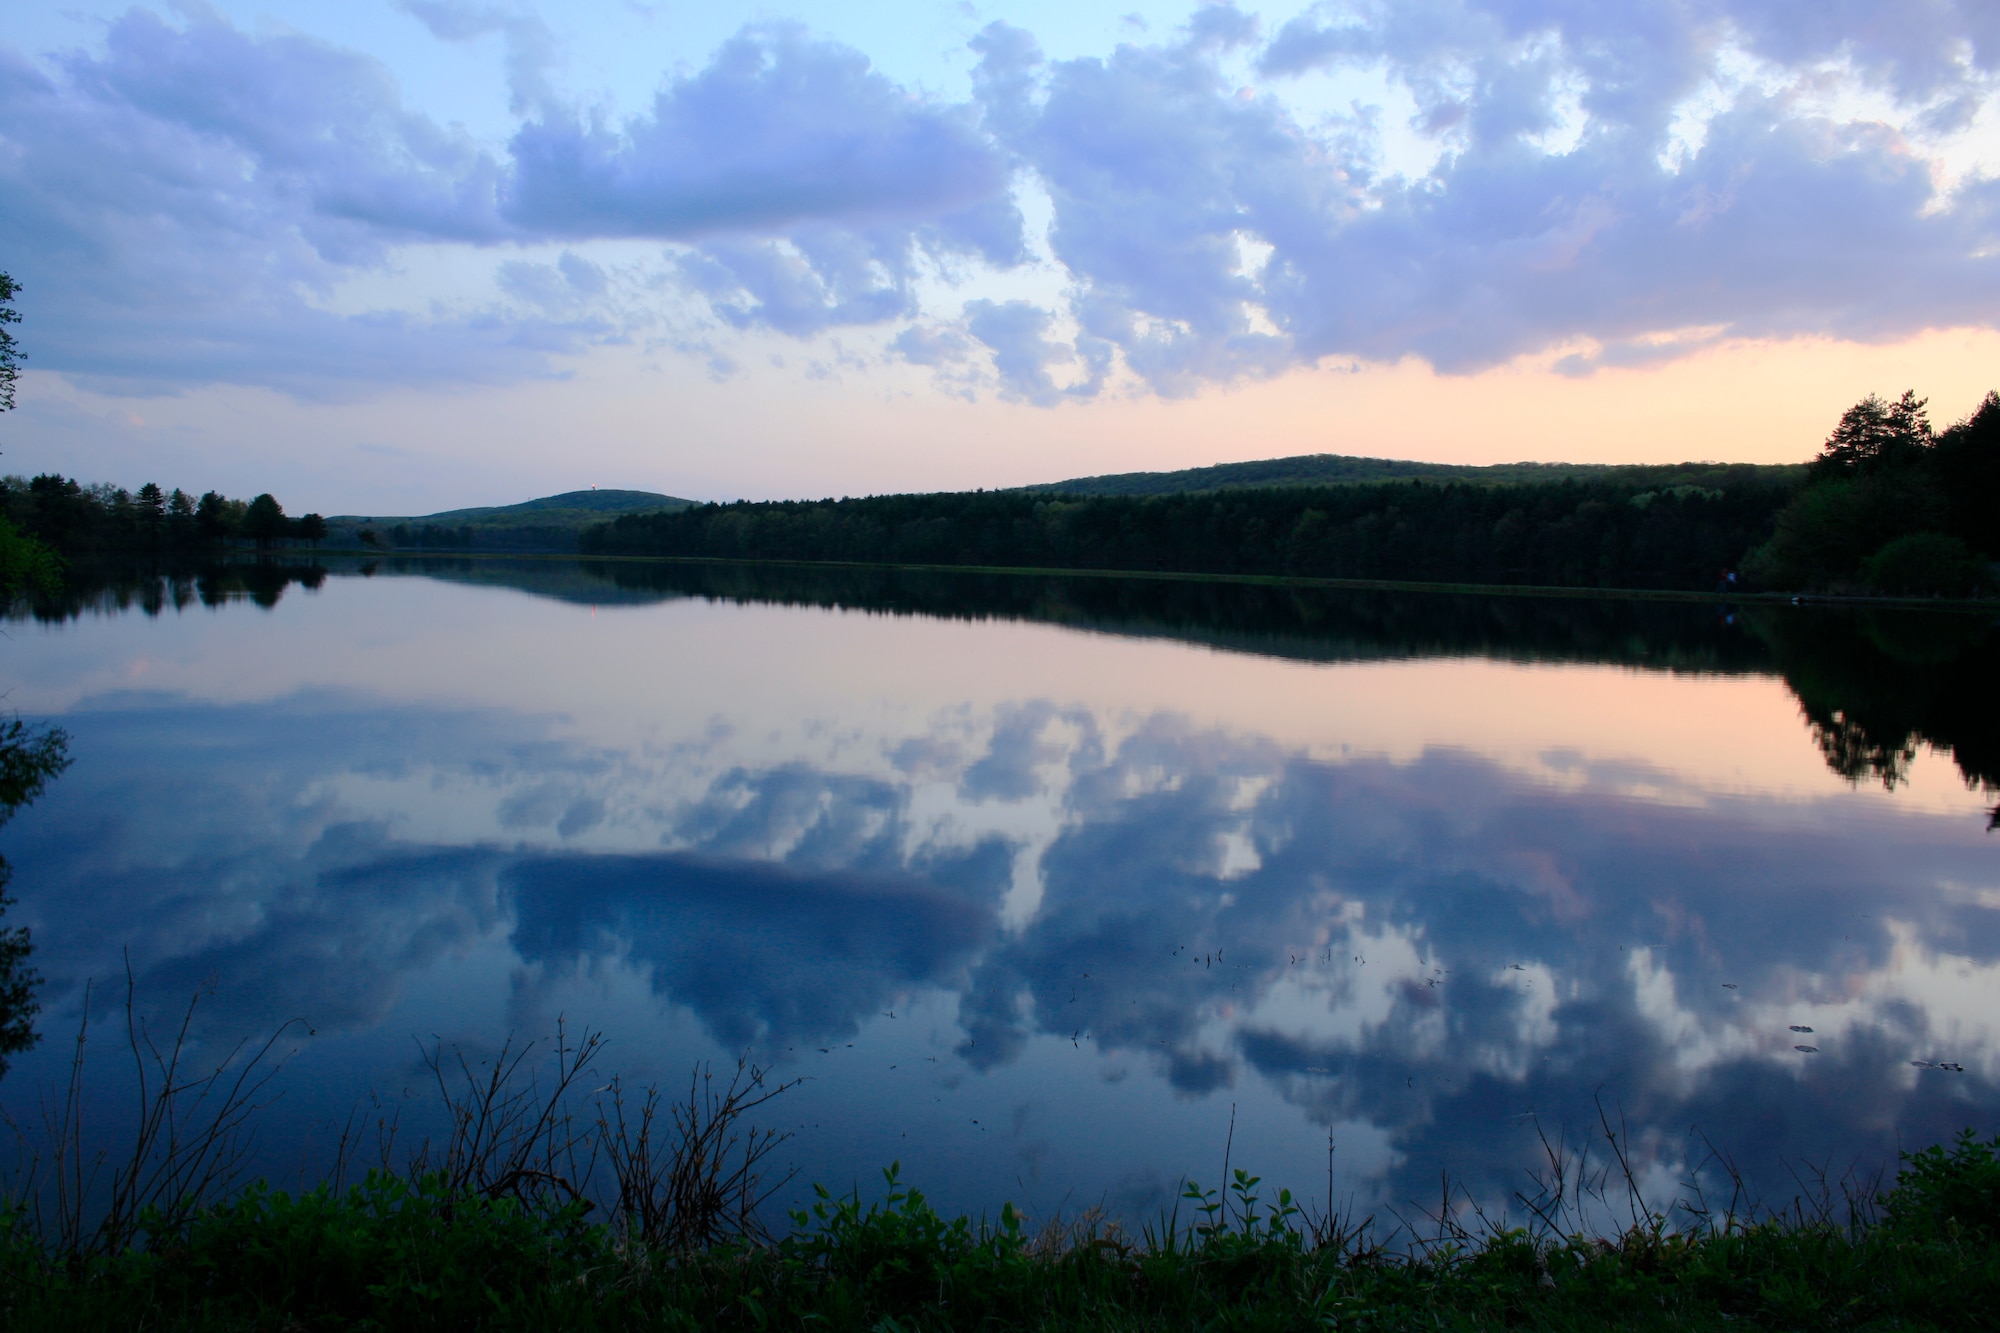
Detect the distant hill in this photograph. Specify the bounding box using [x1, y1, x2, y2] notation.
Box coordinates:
[1022, 454, 1802, 497]
[328, 488, 693, 552]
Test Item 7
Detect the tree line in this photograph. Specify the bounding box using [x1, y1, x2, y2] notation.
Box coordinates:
[580, 470, 1797, 591]
[0, 474, 327, 562]
[568, 558, 1998, 827]
[582, 390, 2000, 597]
[1746, 390, 2000, 595]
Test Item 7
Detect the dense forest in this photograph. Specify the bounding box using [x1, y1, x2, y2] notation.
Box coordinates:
[1746, 390, 2000, 595]
[581, 470, 1796, 591]
[0, 474, 326, 563]
[583, 391, 2000, 597]
[1027, 454, 1800, 497]
[3, 390, 1995, 599]
[325, 488, 692, 552]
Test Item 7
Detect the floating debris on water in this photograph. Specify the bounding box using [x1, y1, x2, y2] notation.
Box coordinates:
[1789, 1025, 1814, 1033]
[1722, 983, 1738, 989]
[1940, 1062, 1965, 1072]
[1912, 1060, 1935, 1068]
[1794, 1045, 1819, 1053]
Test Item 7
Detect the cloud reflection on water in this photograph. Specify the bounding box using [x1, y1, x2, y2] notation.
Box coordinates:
[8, 685, 1998, 1208]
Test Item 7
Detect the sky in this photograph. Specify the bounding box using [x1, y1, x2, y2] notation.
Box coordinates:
[2, 0, 1998, 513]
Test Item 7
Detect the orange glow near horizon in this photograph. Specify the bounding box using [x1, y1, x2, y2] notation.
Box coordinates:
[565, 324, 2000, 504]
[23, 325, 2000, 515]
[927, 325, 2000, 490]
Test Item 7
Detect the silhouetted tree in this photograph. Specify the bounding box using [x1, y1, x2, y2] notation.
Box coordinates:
[1747, 387, 1998, 593]
[1813, 390, 1933, 476]
[135, 481, 166, 539]
[1935, 390, 2000, 559]
[195, 490, 232, 540]
[297, 513, 327, 547]
[0, 715, 69, 1075]
[241, 493, 288, 548]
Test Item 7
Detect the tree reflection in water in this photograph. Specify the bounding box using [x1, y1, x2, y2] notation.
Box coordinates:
[15, 557, 1998, 828]
[0, 716, 68, 1075]
[3, 560, 1995, 1215]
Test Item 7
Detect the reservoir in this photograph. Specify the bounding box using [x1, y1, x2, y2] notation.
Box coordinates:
[3, 559, 1995, 1226]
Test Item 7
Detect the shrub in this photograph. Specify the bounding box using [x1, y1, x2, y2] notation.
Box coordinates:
[1880, 1130, 2000, 1244]
[1862, 531, 1988, 597]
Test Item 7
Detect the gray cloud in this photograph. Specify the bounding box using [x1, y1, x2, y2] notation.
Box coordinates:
[677, 228, 920, 337]
[977, 0, 2000, 389]
[0, 12, 577, 395]
[4, 1, 1996, 399]
[963, 300, 1108, 406]
[505, 24, 1006, 241]
[398, 0, 560, 116]
[510, 851, 999, 1047]
[11, 679, 1999, 1212]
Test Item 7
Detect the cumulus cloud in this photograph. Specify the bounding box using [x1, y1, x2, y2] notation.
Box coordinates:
[505, 25, 1005, 241]
[0, 10, 575, 394]
[962, 300, 1110, 406]
[510, 852, 997, 1047]
[4, 1, 1998, 400]
[1226, 0, 2000, 374]
[974, 0, 2000, 389]
[677, 229, 919, 337]
[398, 0, 561, 116]
[14, 666, 2000, 1209]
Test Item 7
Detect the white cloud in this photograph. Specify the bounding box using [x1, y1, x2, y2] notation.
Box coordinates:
[3, 1, 1996, 402]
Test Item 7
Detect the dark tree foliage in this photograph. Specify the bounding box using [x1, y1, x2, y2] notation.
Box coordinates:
[241, 492, 288, 547]
[135, 481, 166, 531]
[1742, 606, 2000, 828]
[581, 558, 1776, 672]
[12, 561, 328, 622]
[1813, 390, 1935, 476]
[388, 522, 477, 549]
[0, 474, 318, 559]
[0, 715, 70, 1075]
[582, 473, 1796, 593]
[583, 389, 1997, 598]
[1750, 389, 2000, 594]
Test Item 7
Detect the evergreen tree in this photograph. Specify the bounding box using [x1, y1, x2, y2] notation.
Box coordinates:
[136, 481, 167, 537]
[242, 493, 289, 547]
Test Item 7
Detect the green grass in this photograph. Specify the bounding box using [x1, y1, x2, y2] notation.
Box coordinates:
[5, 1136, 1998, 1331]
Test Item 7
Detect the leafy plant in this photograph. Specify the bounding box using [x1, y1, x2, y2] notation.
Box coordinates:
[1880, 1129, 2000, 1244]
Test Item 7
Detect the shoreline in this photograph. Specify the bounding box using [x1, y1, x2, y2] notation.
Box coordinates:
[300, 547, 2000, 611]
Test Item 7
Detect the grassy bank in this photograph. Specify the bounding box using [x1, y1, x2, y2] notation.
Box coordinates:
[3, 1133, 1998, 1331]
[4, 1009, 1996, 1333]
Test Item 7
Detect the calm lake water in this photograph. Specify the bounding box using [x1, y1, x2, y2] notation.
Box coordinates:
[3, 559, 1997, 1227]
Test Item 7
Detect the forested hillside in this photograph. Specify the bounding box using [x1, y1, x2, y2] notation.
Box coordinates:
[1026, 455, 1799, 497]
[581, 472, 1793, 591]
[327, 488, 692, 551]
[583, 390, 2000, 597]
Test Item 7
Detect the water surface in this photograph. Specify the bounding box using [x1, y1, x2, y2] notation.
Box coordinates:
[3, 560, 1996, 1225]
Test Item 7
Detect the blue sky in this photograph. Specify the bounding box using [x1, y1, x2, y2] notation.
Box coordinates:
[3, 1, 1998, 512]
